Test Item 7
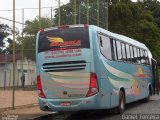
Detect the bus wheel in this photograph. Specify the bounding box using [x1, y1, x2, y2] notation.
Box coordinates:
[117, 91, 125, 114]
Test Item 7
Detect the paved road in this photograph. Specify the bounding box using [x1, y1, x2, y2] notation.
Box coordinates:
[1, 95, 160, 120]
[33, 95, 160, 120]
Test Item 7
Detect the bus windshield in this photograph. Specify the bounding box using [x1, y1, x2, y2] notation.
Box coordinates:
[38, 27, 90, 53]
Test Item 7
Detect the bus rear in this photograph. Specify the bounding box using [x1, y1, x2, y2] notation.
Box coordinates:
[36, 25, 99, 111]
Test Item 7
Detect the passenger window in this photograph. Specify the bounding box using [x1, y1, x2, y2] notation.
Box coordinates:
[126, 44, 131, 62]
[113, 40, 118, 60]
[121, 43, 127, 61]
[116, 41, 122, 61]
[129, 46, 134, 62]
[137, 48, 141, 64]
[98, 34, 112, 60]
[144, 51, 149, 65]
[140, 49, 146, 64]
[140, 49, 143, 64]
[133, 47, 138, 63]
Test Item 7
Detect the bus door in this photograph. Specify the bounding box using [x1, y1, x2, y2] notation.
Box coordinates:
[151, 58, 159, 95]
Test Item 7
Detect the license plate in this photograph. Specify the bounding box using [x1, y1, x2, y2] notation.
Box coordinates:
[60, 102, 71, 106]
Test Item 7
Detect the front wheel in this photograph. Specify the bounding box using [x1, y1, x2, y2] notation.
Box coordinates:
[117, 91, 125, 114]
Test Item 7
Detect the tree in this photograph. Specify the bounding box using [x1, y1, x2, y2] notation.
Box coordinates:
[16, 17, 53, 60]
[23, 17, 53, 35]
[0, 23, 10, 53]
[142, 0, 160, 28]
[4, 38, 21, 55]
[54, 0, 109, 27]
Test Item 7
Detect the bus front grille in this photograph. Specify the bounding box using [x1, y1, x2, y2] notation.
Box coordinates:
[42, 61, 86, 72]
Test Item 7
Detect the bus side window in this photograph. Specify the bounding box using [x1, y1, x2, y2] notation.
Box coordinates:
[121, 43, 127, 61]
[145, 51, 149, 65]
[116, 41, 123, 61]
[126, 44, 131, 62]
[142, 50, 145, 64]
[133, 47, 138, 63]
[137, 48, 141, 64]
[113, 40, 118, 60]
[98, 34, 112, 60]
[110, 39, 115, 60]
[140, 49, 145, 64]
[129, 46, 134, 63]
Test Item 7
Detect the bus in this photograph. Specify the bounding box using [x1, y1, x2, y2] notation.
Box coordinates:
[36, 24, 159, 113]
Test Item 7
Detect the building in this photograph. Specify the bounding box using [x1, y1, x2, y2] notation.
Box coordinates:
[0, 54, 36, 88]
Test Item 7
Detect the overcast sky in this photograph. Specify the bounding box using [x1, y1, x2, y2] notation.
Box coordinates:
[0, 0, 159, 32]
[0, 0, 69, 31]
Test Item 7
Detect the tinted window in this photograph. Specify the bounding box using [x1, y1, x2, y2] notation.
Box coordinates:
[130, 46, 134, 62]
[140, 49, 146, 64]
[117, 41, 122, 60]
[137, 48, 141, 64]
[121, 43, 126, 61]
[133, 47, 138, 63]
[126, 44, 131, 61]
[113, 40, 117, 60]
[38, 27, 89, 52]
[98, 34, 112, 60]
[144, 51, 149, 64]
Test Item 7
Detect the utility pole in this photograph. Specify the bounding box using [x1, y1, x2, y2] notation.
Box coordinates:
[74, 0, 76, 24]
[97, 0, 99, 26]
[21, 8, 24, 81]
[51, 7, 53, 23]
[78, 2, 81, 24]
[87, 0, 89, 24]
[106, 2, 108, 30]
[58, 0, 60, 26]
[39, 0, 41, 29]
[12, 0, 15, 109]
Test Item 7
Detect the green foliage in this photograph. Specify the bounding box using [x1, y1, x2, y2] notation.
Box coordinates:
[0, 23, 10, 53]
[23, 17, 53, 35]
[16, 36, 35, 60]
[5, 38, 21, 54]
[16, 17, 53, 60]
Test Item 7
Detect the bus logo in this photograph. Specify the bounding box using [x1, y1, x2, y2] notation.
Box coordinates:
[47, 36, 81, 50]
[47, 36, 64, 43]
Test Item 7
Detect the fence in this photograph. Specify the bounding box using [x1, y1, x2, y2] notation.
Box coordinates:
[0, 60, 36, 88]
[0, 58, 38, 109]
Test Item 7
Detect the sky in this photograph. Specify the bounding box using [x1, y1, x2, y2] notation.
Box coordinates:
[0, 0, 160, 32]
[0, 0, 69, 31]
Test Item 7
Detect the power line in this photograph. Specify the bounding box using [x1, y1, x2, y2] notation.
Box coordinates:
[0, 6, 58, 12]
[0, 16, 25, 25]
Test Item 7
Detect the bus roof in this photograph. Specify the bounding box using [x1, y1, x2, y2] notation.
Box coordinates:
[37, 24, 152, 58]
[91, 25, 147, 50]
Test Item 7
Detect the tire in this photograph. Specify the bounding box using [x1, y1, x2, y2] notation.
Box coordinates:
[117, 91, 125, 114]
